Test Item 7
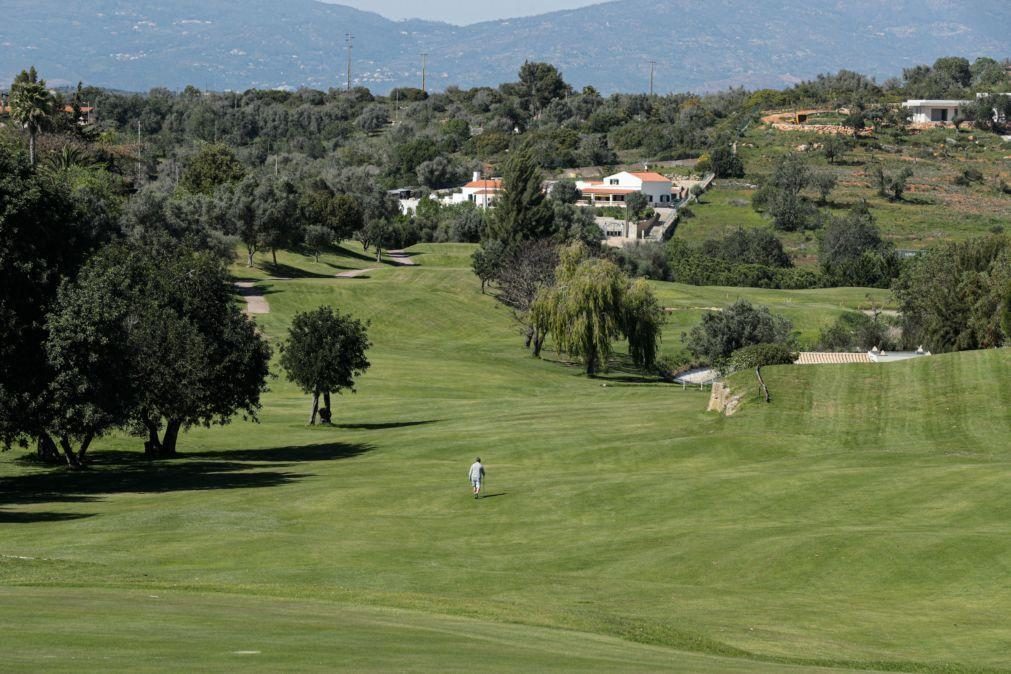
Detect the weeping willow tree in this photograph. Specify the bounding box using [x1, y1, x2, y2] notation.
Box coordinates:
[532, 244, 665, 375]
[622, 278, 665, 371]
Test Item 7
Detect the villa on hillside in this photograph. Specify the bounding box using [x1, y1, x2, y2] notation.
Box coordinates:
[902, 99, 965, 124]
[902, 94, 1010, 125]
[396, 172, 505, 213]
[572, 171, 679, 208]
[449, 172, 504, 209]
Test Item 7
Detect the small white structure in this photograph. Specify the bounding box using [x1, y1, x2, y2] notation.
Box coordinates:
[903, 94, 1011, 125]
[902, 100, 964, 124]
[867, 345, 931, 363]
[574, 171, 675, 207]
[390, 187, 423, 215]
[448, 172, 504, 209]
[902, 99, 967, 124]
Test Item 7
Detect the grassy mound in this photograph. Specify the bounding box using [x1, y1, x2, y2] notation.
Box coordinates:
[2, 243, 1009, 672]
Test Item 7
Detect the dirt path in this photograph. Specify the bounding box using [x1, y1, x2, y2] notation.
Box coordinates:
[335, 268, 380, 278]
[386, 250, 416, 266]
[235, 282, 269, 315]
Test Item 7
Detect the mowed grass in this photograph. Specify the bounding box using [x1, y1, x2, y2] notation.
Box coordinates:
[2, 243, 1010, 672]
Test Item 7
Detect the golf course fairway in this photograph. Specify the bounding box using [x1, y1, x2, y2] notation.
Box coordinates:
[2, 244, 1009, 672]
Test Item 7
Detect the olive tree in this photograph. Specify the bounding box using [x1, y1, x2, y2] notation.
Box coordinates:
[280, 306, 372, 425]
[45, 240, 272, 461]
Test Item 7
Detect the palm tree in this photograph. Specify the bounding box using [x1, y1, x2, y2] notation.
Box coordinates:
[46, 144, 94, 174]
[9, 67, 53, 166]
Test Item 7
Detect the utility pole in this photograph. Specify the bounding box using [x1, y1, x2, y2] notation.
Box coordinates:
[649, 60, 656, 96]
[420, 52, 428, 93]
[345, 33, 354, 92]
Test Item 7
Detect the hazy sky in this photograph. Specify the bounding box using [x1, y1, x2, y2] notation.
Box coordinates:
[327, 0, 597, 25]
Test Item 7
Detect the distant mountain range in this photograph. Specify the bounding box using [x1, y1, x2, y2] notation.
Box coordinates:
[2, 0, 1009, 94]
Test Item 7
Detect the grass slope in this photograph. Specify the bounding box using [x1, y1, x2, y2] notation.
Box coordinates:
[682, 125, 1011, 265]
[2, 243, 1009, 672]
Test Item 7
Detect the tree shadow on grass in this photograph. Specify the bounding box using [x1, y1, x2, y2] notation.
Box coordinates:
[335, 420, 441, 431]
[539, 352, 668, 385]
[259, 262, 335, 279]
[234, 285, 282, 298]
[187, 441, 375, 463]
[0, 459, 301, 510]
[333, 245, 377, 263]
[0, 442, 374, 520]
[0, 510, 95, 523]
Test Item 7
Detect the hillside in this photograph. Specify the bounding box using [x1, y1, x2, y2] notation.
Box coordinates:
[2, 0, 1010, 93]
[3, 243, 1011, 671]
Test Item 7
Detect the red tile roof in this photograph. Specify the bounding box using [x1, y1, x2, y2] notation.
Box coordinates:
[628, 171, 671, 182]
[1, 105, 93, 115]
[464, 179, 503, 189]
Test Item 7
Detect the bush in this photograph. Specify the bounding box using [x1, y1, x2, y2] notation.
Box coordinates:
[818, 312, 898, 351]
[609, 241, 671, 280]
[666, 238, 822, 289]
[728, 343, 796, 371]
[953, 168, 984, 186]
[685, 299, 795, 362]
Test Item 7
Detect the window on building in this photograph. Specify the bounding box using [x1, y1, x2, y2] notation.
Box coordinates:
[609, 179, 619, 185]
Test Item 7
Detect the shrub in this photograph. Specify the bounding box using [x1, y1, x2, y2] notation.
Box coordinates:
[728, 343, 796, 371]
[685, 299, 794, 362]
[952, 168, 984, 186]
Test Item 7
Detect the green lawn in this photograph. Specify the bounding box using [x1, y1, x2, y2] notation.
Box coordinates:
[2, 243, 1010, 672]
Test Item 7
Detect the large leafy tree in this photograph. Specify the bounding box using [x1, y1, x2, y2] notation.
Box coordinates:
[178, 144, 246, 195]
[487, 150, 555, 243]
[229, 174, 302, 268]
[819, 204, 900, 288]
[46, 240, 271, 460]
[471, 239, 506, 293]
[532, 245, 664, 375]
[280, 307, 372, 425]
[707, 143, 745, 178]
[893, 234, 1011, 352]
[8, 66, 53, 166]
[752, 154, 817, 232]
[517, 61, 571, 116]
[685, 299, 794, 363]
[255, 175, 301, 265]
[0, 142, 113, 462]
[230, 176, 261, 267]
[299, 189, 364, 260]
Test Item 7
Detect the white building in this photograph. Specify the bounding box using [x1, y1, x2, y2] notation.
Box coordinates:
[902, 99, 966, 124]
[902, 94, 1011, 125]
[447, 172, 504, 209]
[573, 171, 676, 208]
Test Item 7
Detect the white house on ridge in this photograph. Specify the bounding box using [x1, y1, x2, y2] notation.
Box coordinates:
[902, 99, 966, 124]
[447, 172, 504, 209]
[573, 171, 675, 207]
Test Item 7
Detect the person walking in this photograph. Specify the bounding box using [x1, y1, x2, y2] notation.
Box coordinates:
[468, 457, 485, 499]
